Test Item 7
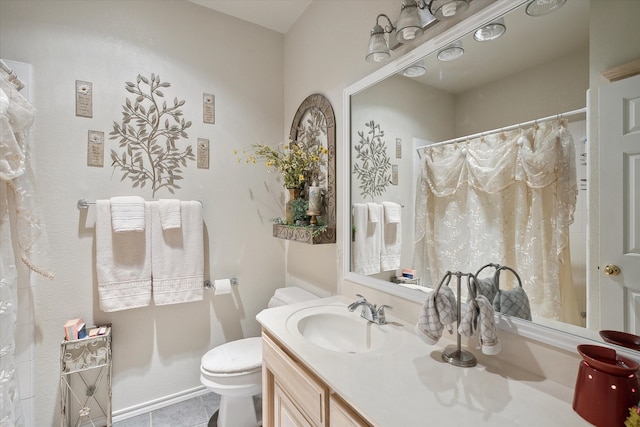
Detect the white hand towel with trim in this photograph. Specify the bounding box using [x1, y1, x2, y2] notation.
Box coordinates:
[381, 201, 401, 271]
[110, 196, 146, 232]
[158, 198, 182, 230]
[352, 203, 381, 275]
[151, 200, 204, 305]
[367, 202, 381, 223]
[96, 199, 152, 312]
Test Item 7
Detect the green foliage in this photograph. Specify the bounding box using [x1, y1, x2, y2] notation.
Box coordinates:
[353, 120, 391, 200]
[291, 198, 309, 223]
[109, 73, 195, 197]
[626, 405, 640, 427]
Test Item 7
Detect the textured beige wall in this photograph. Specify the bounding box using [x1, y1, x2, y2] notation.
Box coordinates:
[0, 0, 285, 423]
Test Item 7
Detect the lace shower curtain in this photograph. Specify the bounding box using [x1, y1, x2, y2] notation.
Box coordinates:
[0, 65, 52, 426]
[414, 120, 579, 322]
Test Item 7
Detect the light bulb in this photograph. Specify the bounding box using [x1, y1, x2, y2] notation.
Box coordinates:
[373, 53, 387, 62]
[442, 3, 457, 17]
[401, 27, 417, 40]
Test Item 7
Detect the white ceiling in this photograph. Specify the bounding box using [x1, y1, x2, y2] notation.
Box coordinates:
[188, 0, 312, 34]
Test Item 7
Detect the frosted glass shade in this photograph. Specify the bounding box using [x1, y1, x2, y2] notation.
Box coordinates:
[396, 1, 424, 43]
[366, 27, 390, 64]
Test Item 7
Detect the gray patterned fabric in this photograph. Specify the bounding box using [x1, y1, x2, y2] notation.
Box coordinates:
[476, 295, 501, 355]
[493, 286, 532, 321]
[473, 277, 499, 304]
[415, 292, 442, 345]
[458, 295, 501, 355]
[415, 284, 458, 344]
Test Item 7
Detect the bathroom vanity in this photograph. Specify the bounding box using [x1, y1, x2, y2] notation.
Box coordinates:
[257, 296, 590, 426]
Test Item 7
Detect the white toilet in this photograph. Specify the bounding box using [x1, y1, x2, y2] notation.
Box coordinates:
[200, 286, 318, 427]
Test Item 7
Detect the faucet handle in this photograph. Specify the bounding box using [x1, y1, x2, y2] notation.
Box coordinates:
[375, 304, 393, 324]
[355, 293, 367, 301]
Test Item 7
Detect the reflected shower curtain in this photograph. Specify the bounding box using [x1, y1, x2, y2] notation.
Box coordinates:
[1, 68, 52, 426]
[414, 120, 579, 322]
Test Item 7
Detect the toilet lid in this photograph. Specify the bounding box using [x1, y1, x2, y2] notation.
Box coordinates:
[201, 337, 262, 374]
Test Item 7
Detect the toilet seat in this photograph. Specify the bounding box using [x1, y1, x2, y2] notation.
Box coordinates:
[201, 337, 262, 375]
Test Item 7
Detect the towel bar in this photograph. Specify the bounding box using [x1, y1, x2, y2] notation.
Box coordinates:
[77, 198, 203, 209]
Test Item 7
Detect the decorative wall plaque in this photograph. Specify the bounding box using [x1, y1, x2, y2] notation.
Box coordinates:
[396, 138, 402, 158]
[75, 80, 93, 118]
[203, 93, 215, 124]
[87, 130, 104, 167]
[197, 138, 209, 169]
[391, 164, 398, 185]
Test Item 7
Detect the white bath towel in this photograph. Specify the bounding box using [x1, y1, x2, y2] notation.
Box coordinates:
[352, 203, 381, 275]
[151, 200, 204, 305]
[381, 202, 402, 271]
[158, 198, 182, 230]
[96, 200, 152, 312]
[367, 202, 381, 223]
[110, 196, 146, 232]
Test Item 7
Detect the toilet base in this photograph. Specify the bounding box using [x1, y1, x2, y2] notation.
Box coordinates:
[209, 394, 261, 427]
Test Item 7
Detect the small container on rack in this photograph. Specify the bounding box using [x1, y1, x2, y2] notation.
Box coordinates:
[60, 326, 112, 427]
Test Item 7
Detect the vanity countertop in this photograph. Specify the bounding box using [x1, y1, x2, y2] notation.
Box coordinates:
[256, 295, 591, 427]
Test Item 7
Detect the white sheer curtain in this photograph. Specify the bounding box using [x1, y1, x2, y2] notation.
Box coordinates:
[414, 120, 579, 322]
[0, 66, 52, 426]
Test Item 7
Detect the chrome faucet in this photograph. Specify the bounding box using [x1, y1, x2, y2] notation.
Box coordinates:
[348, 294, 392, 325]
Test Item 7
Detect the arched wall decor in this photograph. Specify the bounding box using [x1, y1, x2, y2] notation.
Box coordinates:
[273, 93, 336, 244]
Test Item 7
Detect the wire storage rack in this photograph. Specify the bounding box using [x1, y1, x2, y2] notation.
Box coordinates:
[60, 326, 112, 427]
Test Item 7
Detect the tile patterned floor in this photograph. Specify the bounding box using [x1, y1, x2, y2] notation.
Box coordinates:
[113, 393, 261, 427]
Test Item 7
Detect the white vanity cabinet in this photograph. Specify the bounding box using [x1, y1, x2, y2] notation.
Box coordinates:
[262, 332, 371, 427]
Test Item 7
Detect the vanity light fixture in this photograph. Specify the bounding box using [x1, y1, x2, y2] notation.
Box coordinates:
[366, 14, 395, 64]
[473, 18, 506, 42]
[437, 41, 464, 61]
[366, 0, 470, 64]
[402, 62, 427, 77]
[428, 0, 470, 20]
[525, 0, 566, 17]
[396, 1, 424, 43]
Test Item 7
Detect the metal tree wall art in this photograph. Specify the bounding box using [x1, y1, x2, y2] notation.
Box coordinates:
[109, 73, 194, 197]
[353, 120, 391, 200]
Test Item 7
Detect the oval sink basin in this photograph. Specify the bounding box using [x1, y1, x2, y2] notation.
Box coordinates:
[286, 305, 391, 354]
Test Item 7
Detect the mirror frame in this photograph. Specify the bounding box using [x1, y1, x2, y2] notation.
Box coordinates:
[273, 93, 336, 244]
[341, 0, 638, 359]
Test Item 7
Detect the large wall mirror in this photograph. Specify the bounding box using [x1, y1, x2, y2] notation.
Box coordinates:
[344, 0, 640, 346]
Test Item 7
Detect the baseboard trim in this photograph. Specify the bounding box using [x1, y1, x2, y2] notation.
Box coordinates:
[112, 385, 209, 422]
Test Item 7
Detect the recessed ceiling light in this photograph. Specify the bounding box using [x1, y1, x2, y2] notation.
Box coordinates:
[403, 64, 427, 77]
[474, 19, 506, 42]
[437, 43, 464, 61]
[525, 0, 566, 17]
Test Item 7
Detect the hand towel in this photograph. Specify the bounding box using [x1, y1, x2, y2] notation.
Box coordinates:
[458, 295, 501, 355]
[469, 276, 498, 304]
[158, 198, 182, 230]
[96, 199, 152, 312]
[151, 200, 204, 305]
[367, 202, 380, 223]
[110, 196, 146, 232]
[436, 285, 457, 333]
[352, 203, 381, 275]
[381, 202, 402, 271]
[382, 201, 401, 224]
[477, 295, 501, 355]
[415, 285, 458, 344]
[415, 292, 443, 345]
